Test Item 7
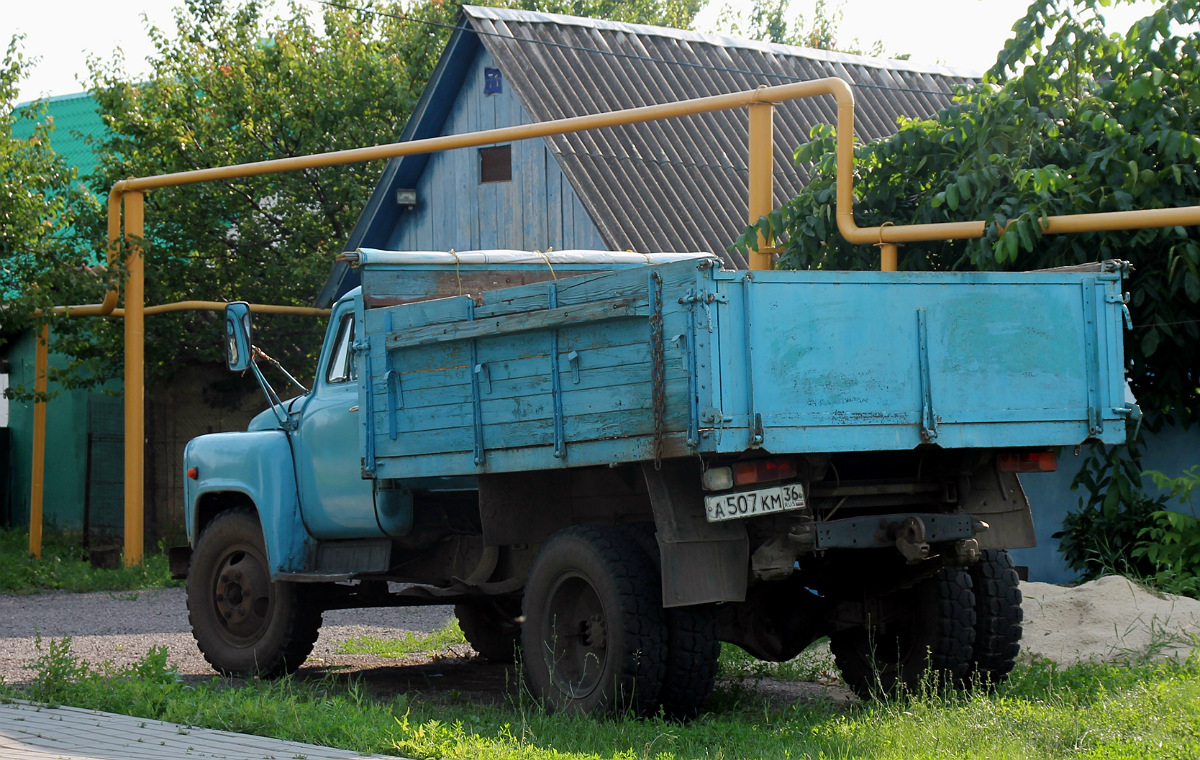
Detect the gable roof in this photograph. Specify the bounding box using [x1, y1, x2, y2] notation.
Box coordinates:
[319, 7, 978, 305]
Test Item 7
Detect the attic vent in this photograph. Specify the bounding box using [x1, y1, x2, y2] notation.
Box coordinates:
[484, 67, 503, 94]
[480, 145, 512, 183]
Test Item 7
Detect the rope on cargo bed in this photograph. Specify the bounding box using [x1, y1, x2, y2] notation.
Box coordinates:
[448, 248, 462, 295]
[537, 250, 558, 280]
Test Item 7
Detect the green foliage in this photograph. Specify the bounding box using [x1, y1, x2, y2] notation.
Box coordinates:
[713, 0, 894, 56]
[1131, 467, 1200, 598]
[43, 0, 701, 390]
[737, 0, 1200, 427]
[1056, 441, 1166, 580]
[6, 641, 1200, 760]
[337, 620, 467, 657]
[0, 527, 179, 594]
[718, 638, 838, 683]
[0, 35, 102, 329]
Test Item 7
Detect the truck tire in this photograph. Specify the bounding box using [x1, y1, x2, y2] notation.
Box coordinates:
[621, 523, 720, 721]
[521, 525, 667, 716]
[187, 508, 322, 678]
[830, 566, 975, 698]
[966, 550, 1023, 686]
[455, 597, 522, 663]
[657, 603, 721, 721]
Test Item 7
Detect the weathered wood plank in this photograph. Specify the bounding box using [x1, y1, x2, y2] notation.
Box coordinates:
[385, 297, 648, 349]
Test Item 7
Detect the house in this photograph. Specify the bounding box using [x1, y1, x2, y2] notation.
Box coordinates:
[2, 93, 261, 543]
[1, 92, 125, 535]
[317, 5, 977, 304]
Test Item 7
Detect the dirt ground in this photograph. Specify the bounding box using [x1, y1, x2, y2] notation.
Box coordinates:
[3, 577, 1197, 709]
[0, 586, 852, 707]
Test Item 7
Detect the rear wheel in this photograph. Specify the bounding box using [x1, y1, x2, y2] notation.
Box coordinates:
[658, 602, 721, 721]
[966, 550, 1022, 686]
[830, 566, 975, 698]
[187, 508, 322, 678]
[455, 596, 523, 663]
[621, 522, 720, 720]
[521, 526, 666, 716]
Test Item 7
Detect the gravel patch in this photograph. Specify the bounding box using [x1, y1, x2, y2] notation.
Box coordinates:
[0, 587, 454, 684]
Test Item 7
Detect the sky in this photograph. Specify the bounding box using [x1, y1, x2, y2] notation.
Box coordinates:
[4, 0, 1164, 103]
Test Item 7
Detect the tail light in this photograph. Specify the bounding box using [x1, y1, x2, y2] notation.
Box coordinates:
[732, 457, 798, 486]
[998, 450, 1057, 473]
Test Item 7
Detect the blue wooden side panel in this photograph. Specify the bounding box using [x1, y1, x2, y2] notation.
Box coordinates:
[703, 269, 1131, 454]
[385, 47, 607, 253]
[363, 260, 707, 478]
[360, 262, 1131, 480]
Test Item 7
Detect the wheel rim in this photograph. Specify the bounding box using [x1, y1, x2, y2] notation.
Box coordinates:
[210, 542, 273, 645]
[541, 570, 608, 700]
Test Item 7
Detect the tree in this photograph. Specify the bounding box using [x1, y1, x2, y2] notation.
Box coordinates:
[55, 0, 703, 386]
[0, 36, 100, 332]
[713, 0, 894, 57]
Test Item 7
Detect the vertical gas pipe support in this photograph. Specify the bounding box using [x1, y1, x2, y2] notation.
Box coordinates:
[123, 191, 145, 566]
[880, 244, 898, 272]
[747, 99, 775, 271]
[28, 324, 49, 559]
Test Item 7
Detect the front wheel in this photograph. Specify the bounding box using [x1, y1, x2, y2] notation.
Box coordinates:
[521, 526, 666, 716]
[186, 508, 322, 678]
[830, 566, 975, 698]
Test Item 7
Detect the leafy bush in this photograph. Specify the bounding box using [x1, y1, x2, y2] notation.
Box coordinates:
[1131, 467, 1200, 599]
[0, 527, 179, 594]
[1056, 444, 1166, 581]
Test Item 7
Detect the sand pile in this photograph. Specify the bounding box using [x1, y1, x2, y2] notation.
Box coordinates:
[1019, 575, 1200, 664]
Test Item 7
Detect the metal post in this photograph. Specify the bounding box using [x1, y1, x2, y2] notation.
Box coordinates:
[880, 243, 898, 272]
[28, 324, 48, 559]
[747, 101, 775, 271]
[123, 191, 145, 566]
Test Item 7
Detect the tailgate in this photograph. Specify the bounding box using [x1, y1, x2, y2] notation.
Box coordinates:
[707, 266, 1134, 453]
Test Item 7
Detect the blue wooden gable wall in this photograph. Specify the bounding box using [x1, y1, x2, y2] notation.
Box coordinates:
[385, 47, 607, 253]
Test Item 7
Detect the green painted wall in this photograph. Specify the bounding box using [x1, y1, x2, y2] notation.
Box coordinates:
[3, 333, 123, 533]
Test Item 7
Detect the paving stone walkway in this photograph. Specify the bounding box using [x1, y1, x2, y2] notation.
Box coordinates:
[0, 701, 402, 760]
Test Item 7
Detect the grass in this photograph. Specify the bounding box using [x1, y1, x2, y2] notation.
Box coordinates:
[337, 621, 468, 658]
[4, 630, 1200, 760]
[0, 527, 179, 594]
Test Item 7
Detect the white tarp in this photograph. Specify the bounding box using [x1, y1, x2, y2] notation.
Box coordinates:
[348, 248, 717, 267]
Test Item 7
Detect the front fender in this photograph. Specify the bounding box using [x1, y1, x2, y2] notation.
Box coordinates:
[183, 430, 313, 574]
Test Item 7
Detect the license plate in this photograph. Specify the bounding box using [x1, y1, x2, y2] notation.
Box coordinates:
[704, 483, 806, 522]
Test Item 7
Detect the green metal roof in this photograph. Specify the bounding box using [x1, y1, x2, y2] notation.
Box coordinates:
[11, 91, 106, 178]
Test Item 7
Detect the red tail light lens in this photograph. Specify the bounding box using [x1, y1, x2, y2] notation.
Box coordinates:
[998, 451, 1057, 473]
[732, 457, 798, 486]
[187, 467, 199, 480]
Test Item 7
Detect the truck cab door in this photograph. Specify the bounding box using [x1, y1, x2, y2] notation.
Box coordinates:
[290, 298, 382, 539]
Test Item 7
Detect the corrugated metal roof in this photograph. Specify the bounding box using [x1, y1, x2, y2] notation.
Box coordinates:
[463, 6, 977, 267]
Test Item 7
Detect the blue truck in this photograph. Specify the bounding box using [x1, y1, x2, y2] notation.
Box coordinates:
[180, 248, 1135, 715]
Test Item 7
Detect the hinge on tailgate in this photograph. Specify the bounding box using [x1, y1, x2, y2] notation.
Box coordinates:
[1106, 292, 1134, 330]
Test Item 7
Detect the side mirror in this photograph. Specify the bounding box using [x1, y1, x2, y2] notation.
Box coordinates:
[225, 302, 254, 372]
